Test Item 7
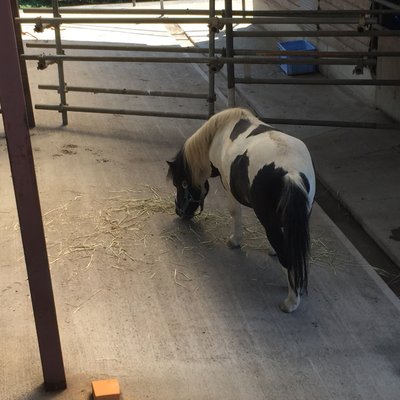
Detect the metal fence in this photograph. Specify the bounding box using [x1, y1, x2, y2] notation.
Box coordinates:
[15, 0, 400, 129]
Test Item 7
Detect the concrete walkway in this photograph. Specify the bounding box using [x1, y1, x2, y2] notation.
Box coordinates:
[0, 2, 399, 399]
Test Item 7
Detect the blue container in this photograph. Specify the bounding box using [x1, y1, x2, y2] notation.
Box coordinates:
[277, 39, 317, 76]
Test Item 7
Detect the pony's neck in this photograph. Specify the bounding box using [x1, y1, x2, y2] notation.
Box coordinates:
[183, 108, 252, 187]
[183, 120, 216, 187]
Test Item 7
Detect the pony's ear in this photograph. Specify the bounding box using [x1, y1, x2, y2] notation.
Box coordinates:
[166, 160, 174, 181]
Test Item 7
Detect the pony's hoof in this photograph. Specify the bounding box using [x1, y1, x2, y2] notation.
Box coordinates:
[279, 298, 300, 313]
[227, 237, 241, 249]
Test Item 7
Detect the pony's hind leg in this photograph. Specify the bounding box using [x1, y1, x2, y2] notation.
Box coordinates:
[280, 268, 300, 313]
[260, 217, 300, 312]
[227, 193, 242, 249]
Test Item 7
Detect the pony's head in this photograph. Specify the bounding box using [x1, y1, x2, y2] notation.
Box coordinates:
[167, 148, 209, 219]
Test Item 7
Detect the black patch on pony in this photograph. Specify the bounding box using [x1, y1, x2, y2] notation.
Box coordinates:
[247, 124, 273, 138]
[251, 162, 288, 211]
[167, 147, 188, 185]
[230, 119, 251, 141]
[250, 163, 309, 295]
[230, 151, 251, 207]
[210, 162, 220, 177]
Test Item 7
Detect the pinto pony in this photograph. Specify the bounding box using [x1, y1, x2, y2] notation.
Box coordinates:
[167, 108, 315, 312]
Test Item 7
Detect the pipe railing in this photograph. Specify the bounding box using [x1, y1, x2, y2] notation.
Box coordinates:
[233, 30, 400, 37]
[21, 54, 379, 67]
[32, 103, 400, 130]
[38, 85, 209, 99]
[18, 16, 381, 25]
[35, 104, 209, 120]
[235, 78, 400, 86]
[21, 7, 400, 16]
[25, 42, 400, 58]
[16, 0, 400, 128]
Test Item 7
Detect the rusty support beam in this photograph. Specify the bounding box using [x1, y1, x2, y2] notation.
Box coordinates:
[0, 0, 66, 391]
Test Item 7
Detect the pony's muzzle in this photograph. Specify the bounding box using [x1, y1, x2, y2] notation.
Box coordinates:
[175, 203, 195, 220]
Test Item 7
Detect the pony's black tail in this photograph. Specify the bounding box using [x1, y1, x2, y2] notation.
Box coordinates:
[278, 176, 310, 295]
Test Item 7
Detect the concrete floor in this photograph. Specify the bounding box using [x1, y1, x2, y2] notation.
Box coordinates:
[1, 2, 400, 399]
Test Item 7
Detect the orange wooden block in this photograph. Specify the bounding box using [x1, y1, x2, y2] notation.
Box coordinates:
[91, 379, 120, 400]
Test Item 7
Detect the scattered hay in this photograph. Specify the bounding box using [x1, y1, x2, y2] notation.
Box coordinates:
[39, 184, 341, 290]
[311, 237, 338, 272]
[69, 289, 103, 314]
[173, 268, 193, 290]
[44, 185, 175, 279]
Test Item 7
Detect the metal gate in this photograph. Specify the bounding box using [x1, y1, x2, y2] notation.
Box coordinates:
[14, 0, 400, 129]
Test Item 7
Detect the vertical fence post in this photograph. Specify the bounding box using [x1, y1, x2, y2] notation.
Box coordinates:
[52, 0, 68, 125]
[0, 0, 67, 392]
[208, 0, 216, 116]
[10, 0, 35, 128]
[160, 0, 164, 16]
[225, 0, 235, 107]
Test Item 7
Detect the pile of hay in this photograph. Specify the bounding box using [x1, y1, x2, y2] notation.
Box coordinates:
[40, 185, 339, 282]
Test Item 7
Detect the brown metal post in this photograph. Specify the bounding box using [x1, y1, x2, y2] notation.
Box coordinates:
[10, 0, 35, 128]
[0, 0, 66, 392]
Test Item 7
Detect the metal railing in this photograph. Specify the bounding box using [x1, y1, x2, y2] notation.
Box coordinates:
[16, 0, 400, 129]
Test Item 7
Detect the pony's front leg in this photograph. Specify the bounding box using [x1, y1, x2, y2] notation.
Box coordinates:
[280, 268, 300, 313]
[227, 194, 242, 249]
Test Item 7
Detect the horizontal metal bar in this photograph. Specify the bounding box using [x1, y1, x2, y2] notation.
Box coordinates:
[21, 7, 400, 16]
[22, 54, 210, 63]
[236, 78, 400, 86]
[35, 104, 208, 120]
[34, 104, 399, 129]
[241, 17, 376, 25]
[22, 54, 376, 66]
[233, 8, 400, 16]
[16, 16, 377, 25]
[22, 8, 213, 15]
[220, 56, 376, 66]
[18, 16, 212, 24]
[259, 117, 400, 130]
[235, 49, 400, 58]
[234, 30, 400, 37]
[26, 42, 211, 54]
[38, 84, 208, 99]
[25, 43, 400, 58]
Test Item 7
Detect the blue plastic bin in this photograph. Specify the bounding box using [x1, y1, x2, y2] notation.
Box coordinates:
[277, 39, 317, 76]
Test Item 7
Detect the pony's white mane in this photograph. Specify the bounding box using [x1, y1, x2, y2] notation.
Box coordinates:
[183, 108, 254, 187]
